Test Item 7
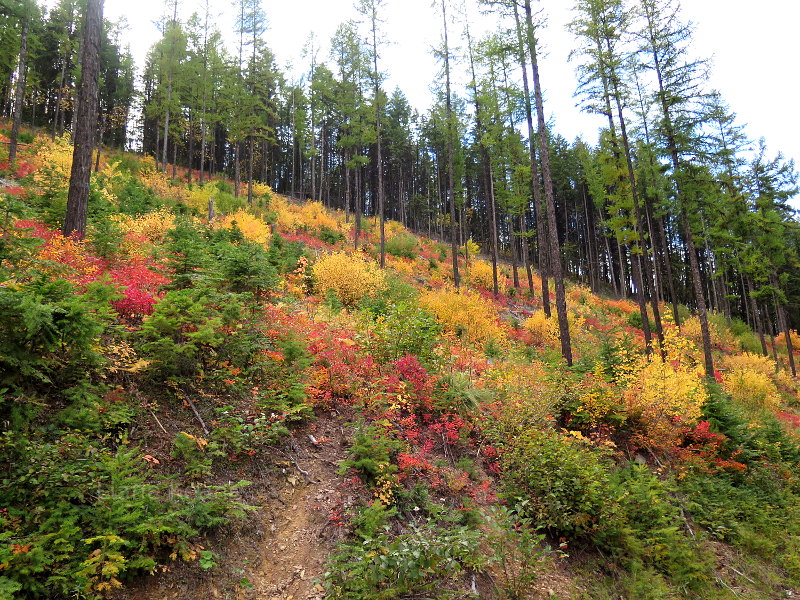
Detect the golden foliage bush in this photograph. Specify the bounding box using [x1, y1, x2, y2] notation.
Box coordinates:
[680, 313, 736, 350]
[625, 358, 707, 447]
[483, 361, 557, 427]
[312, 251, 386, 307]
[419, 287, 506, 345]
[723, 352, 776, 377]
[467, 259, 506, 294]
[522, 310, 560, 347]
[299, 201, 340, 233]
[112, 209, 177, 248]
[622, 325, 707, 446]
[32, 135, 73, 194]
[723, 367, 781, 414]
[271, 195, 303, 232]
[216, 210, 272, 246]
[186, 183, 215, 215]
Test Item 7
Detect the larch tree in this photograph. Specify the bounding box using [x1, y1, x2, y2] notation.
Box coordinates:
[636, 0, 714, 377]
[522, 0, 573, 366]
[356, 0, 387, 268]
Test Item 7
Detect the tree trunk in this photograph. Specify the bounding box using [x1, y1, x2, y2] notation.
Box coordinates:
[524, 0, 571, 365]
[441, 0, 458, 286]
[514, 3, 549, 312]
[63, 0, 103, 239]
[9, 12, 29, 166]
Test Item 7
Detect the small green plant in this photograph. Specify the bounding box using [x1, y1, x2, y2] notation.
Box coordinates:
[172, 431, 214, 478]
[338, 423, 401, 488]
[483, 501, 551, 600]
[370, 302, 441, 364]
[324, 519, 483, 599]
[199, 550, 219, 570]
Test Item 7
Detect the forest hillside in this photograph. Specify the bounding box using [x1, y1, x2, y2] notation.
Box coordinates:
[1, 131, 800, 599]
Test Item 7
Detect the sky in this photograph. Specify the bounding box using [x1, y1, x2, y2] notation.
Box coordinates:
[103, 0, 799, 200]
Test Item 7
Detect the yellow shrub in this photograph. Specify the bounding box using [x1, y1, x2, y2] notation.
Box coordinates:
[299, 201, 341, 233]
[523, 310, 560, 347]
[776, 330, 800, 355]
[139, 168, 186, 204]
[216, 209, 272, 246]
[186, 183, 216, 214]
[250, 181, 273, 199]
[467, 259, 506, 294]
[113, 209, 177, 247]
[723, 352, 776, 378]
[723, 367, 781, 414]
[625, 357, 707, 447]
[33, 135, 73, 193]
[680, 314, 736, 350]
[271, 195, 303, 232]
[483, 361, 558, 428]
[312, 251, 386, 307]
[420, 287, 506, 345]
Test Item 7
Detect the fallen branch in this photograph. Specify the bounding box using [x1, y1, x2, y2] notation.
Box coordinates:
[184, 396, 209, 435]
[149, 408, 169, 435]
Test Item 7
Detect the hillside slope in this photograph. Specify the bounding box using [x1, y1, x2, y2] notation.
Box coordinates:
[2, 135, 800, 600]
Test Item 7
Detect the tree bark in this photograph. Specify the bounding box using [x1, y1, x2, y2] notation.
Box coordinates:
[64, 0, 103, 239]
[9, 11, 29, 166]
[524, 0, 572, 365]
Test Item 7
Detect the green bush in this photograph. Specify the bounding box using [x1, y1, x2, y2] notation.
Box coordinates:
[319, 225, 344, 245]
[0, 431, 252, 599]
[324, 518, 482, 600]
[0, 277, 116, 392]
[116, 178, 162, 215]
[385, 233, 417, 259]
[338, 423, 401, 488]
[497, 427, 611, 536]
[370, 302, 441, 365]
[599, 465, 710, 591]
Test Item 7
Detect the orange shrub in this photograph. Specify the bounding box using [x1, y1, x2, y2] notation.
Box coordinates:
[776, 330, 800, 355]
[312, 251, 386, 307]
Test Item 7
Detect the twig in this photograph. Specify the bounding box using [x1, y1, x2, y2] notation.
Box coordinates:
[728, 566, 756, 585]
[680, 508, 695, 538]
[149, 408, 169, 435]
[185, 396, 209, 435]
[716, 575, 740, 597]
[290, 457, 314, 484]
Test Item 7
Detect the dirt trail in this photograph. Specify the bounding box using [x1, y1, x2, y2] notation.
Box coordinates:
[114, 412, 352, 600]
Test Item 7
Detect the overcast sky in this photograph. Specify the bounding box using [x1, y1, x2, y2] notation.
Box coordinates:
[104, 0, 799, 201]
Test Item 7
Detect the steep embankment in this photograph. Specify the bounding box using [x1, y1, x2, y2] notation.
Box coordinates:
[2, 135, 800, 600]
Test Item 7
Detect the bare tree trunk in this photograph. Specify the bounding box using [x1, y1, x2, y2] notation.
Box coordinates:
[9, 12, 29, 166]
[64, 0, 103, 239]
[524, 0, 571, 365]
[440, 0, 459, 285]
[514, 3, 549, 312]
